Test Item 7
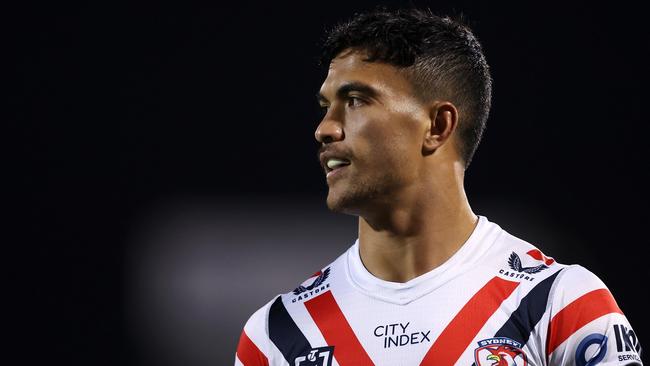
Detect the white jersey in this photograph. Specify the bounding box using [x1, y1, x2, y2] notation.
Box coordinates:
[235, 216, 643, 366]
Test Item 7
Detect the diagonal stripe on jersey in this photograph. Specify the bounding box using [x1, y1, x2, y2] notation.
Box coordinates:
[304, 290, 375, 366]
[546, 288, 623, 356]
[269, 296, 313, 364]
[419, 277, 520, 366]
[494, 269, 563, 345]
[236, 330, 269, 366]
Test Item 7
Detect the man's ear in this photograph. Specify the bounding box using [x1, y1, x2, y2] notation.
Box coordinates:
[422, 101, 459, 154]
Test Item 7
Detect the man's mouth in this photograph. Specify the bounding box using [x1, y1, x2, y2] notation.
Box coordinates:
[325, 158, 351, 178]
[326, 158, 350, 170]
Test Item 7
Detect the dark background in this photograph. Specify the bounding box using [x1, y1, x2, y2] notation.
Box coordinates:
[11, 1, 648, 365]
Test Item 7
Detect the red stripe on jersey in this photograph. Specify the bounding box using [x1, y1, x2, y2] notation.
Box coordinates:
[419, 277, 520, 366]
[546, 288, 622, 355]
[304, 291, 375, 366]
[236, 330, 269, 366]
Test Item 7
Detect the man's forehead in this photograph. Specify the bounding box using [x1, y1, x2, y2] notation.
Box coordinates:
[323, 52, 375, 85]
[328, 49, 371, 69]
[320, 51, 410, 97]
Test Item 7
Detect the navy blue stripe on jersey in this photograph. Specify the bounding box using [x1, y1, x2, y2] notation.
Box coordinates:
[494, 269, 563, 344]
[268, 295, 312, 363]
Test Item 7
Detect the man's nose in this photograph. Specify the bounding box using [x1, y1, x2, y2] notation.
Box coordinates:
[314, 117, 344, 144]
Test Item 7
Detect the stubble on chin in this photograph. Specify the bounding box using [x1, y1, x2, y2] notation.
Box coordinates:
[325, 180, 384, 215]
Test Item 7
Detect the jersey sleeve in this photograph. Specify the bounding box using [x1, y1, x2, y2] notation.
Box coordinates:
[545, 265, 643, 365]
[234, 297, 276, 366]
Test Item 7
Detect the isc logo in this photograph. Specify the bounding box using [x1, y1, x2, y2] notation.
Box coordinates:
[293, 346, 334, 366]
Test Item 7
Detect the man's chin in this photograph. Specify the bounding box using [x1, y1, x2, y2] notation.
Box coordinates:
[326, 191, 362, 216]
[325, 197, 345, 213]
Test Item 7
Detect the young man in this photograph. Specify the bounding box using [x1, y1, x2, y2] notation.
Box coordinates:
[235, 8, 643, 366]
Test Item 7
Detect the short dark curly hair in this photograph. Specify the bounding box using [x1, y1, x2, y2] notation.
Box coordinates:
[320, 7, 492, 169]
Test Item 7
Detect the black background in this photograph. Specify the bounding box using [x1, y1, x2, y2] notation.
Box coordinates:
[11, 0, 648, 364]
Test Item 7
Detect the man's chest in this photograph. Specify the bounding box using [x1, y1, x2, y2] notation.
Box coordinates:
[277, 286, 543, 366]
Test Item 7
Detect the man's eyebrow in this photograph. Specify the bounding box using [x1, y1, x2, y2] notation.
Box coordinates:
[316, 82, 380, 104]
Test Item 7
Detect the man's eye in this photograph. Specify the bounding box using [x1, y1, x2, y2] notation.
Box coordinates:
[347, 96, 365, 108]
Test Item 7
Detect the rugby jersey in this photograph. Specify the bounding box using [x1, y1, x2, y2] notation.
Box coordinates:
[235, 215, 643, 365]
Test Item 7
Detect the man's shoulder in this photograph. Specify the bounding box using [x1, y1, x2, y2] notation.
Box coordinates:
[548, 263, 615, 305]
[490, 226, 609, 290]
[493, 227, 559, 262]
[243, 247, 349, 327]
[279, 247, 350, 307]
[542, 266, 642, 364]
[478, 224, 568, 284]
[491, 226, 627, 317]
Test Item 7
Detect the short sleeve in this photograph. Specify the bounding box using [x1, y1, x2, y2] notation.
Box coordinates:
[234, 297, 276, 366]
[545, 265, 643, 365]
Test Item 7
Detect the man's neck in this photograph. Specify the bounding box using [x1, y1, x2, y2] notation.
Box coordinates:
[357, 189, 478, 283]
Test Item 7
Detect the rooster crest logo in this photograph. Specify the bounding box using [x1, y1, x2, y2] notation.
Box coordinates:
[475, 338, 528, 366]
[508, 252, 548, 274]
[293, 268, 331, 295]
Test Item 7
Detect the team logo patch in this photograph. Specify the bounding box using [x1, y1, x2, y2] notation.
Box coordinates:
[293, 346, 334, 366]
[474, 337, 528, 366]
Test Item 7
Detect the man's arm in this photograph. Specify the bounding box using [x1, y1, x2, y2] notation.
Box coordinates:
[234, 298, 276, 366]
[235, 329, 270, 366]
[545, 265, 642, 365]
